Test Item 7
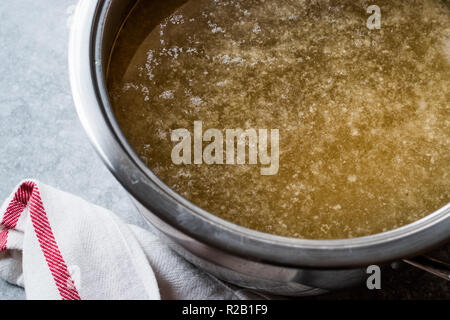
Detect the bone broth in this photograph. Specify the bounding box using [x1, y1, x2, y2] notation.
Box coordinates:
[108, 0, 450, 239]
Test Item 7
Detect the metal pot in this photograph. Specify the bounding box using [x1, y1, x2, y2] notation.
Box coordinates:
[69, 0, 450, 295]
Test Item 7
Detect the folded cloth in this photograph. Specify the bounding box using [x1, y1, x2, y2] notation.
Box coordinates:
[0, 180, 261, 300]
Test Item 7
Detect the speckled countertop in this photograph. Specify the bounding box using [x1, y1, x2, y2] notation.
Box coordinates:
[0, 0, 448, 300]
[0, 0, 148, 299]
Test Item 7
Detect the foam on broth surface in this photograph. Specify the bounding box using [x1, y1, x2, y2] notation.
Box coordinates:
[108, 0, 450, 239]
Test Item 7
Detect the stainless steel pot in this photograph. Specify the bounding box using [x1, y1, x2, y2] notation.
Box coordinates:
[69, 0, 450, 295]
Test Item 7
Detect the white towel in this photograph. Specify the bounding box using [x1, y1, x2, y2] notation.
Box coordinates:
[0, 180, 259, 300]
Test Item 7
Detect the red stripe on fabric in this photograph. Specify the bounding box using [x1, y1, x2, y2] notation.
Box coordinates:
[0, 229, 8, 251]
[0, 184, 30, 249]
[0, 181, 81, 300]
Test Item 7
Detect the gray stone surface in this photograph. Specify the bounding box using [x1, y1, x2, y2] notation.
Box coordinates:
[0, 0, 148, 299]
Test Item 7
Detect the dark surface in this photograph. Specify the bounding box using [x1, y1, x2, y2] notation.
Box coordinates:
[307, 243, 450, 300]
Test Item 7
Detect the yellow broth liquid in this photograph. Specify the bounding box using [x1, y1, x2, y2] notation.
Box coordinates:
[108, 0, 450, 239]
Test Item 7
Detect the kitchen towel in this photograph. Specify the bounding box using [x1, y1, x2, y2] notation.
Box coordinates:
[0, 180, 261, 300]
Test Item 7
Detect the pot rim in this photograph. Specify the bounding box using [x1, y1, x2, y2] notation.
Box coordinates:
[69, 0, 450, 268]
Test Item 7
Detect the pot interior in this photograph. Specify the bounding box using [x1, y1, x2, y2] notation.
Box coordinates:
[103, 0, 450, 240]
